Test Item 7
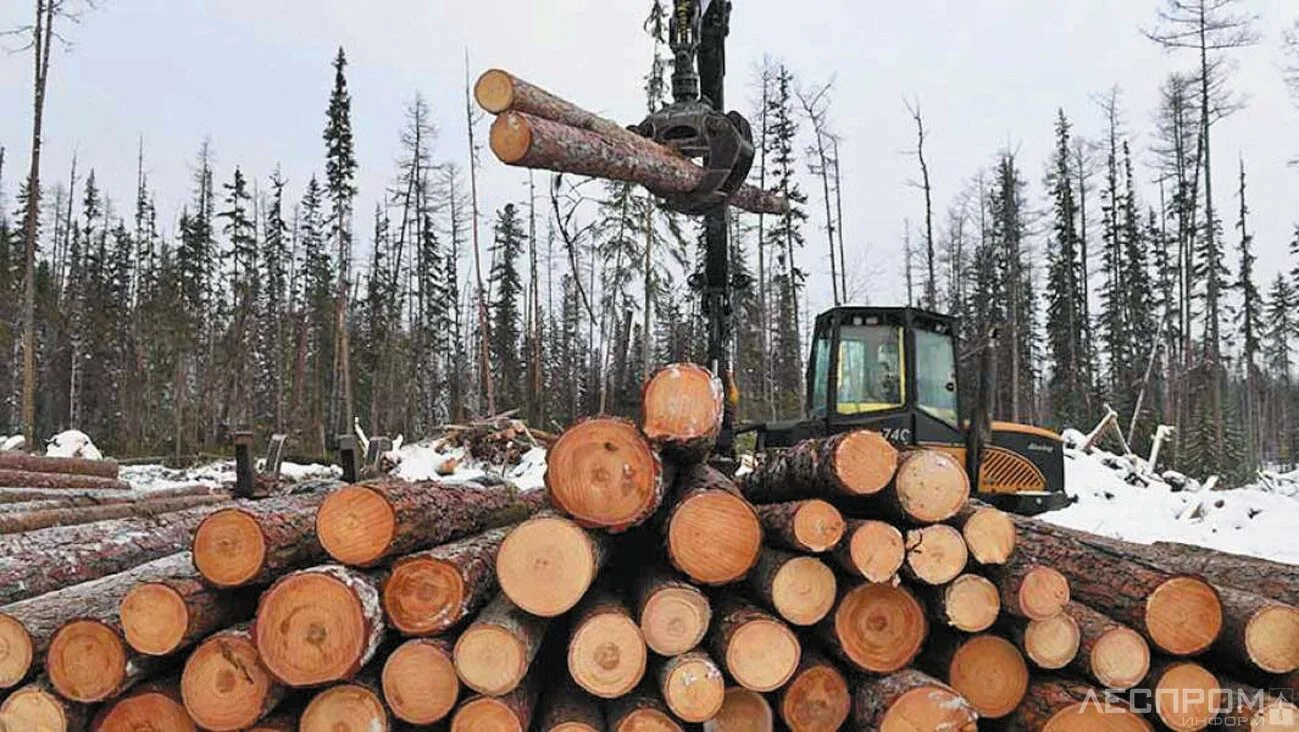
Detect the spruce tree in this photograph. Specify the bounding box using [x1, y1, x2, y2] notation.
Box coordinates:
[489, 203, 525, 409]
[765, 63, 808, 416]
[323, 47, 358, 440]
[1044, 110, 1088, 428]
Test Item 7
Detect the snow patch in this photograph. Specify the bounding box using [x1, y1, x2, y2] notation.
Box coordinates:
[45, 429, 103, 460]
[390, 439, 547, 492]
[0, 435, 25, 451]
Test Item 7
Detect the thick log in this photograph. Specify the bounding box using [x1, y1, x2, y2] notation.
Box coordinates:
[902, 523, 969, 585]
[451, 673, 541, 732]
[921, 631, 1028, 720]
[299, 675, 389, 732]
[1143, 658, 1222, 732]
[953, 502, 1016, 564]
[0, 450, 119, 478]
[181, 627, 285, 732]
[0, 676, 92, 732]
[489, 110, 788, 215]
[920, 573, 1001, 633]
[119, 555, 257, 656]
[704, 687, 774, 732]
[476, 69, 659, 149]
[605, 685, 684, 731]
[1064, 601, 1150, 690]
[707, 597, 801, 693]
[633, 566, 710, 656]
[818, 581, 927, 674]
[1215, 585, 1299, 674]
[537, 677, 605, 732]
[452, 592, 549, 696]
[737, 430, 898, 503]
[879, 448, 971, 523]
[1009, 612, 1081, 670]
[0, 468, 129, 491]
[567, 588, 647, 699]
[545, 417, 667, 532]
[777, 652, 851, 732]
[744, 547, 836, 626]
[383, 525, 510, 636]
[987, 552, 1071, 621]
[753, 499, 844, 554]
[92, 680, 195, 732]
[253, 564, 385, 687]
[832, 518, 904, 582]
[851, 669, 978, 731]
[662, 463, 762, 585]
[496, 513, 610, 617]
[1137, 540, 1299, 606]
[0, 492, 229, 534]
[640, 362, 724, 464]
[316, 479, 545, 567]
[656, 650, 726, 723]
[192, 491, 336, 588]
[1003, 677, 1152, 731]
[381, 636, 459, 725]
[46, 617, 167, 703]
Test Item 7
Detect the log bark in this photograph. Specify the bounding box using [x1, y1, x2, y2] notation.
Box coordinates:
[0, 482, 221, 509]
[537, 677, 605, 732]
[704, 687, 774, 732]
[496, 513, 610, 617]
[831, 518, 904, 582]
[380, 636, 459, 726]
[0, 492, 229, 534]
[656, 650, 726, 723]
[544, 416, 666, 532]
[754, 499, 844, 554]
[605, 685, 684, 732]
[567, 588, 647, 699]
[253, 564, 386, 687]
[0, 450, 119, 478]
[737, 430, 898, 502]
[1064, 601, 1150, 690]
[119, 554, 258, 656]
[639, 363, 724, 465]
[902, 523, 969, 585]
[662, 463, 762, 585]
[91, 679, 195, 732]
[1007, 612, 1081, 671]
[1136, 540, 1299, 606]
[1143, 658, 1222, 732]
[707, 597, 801, 693]
[953, 502, 1016, 565]
[777, 651, 851, 732]
[986, 552, 1071, 621]
[817, 581, 927, 674]
[920, 631, 1028, 720]
[316, 479, 546, 567]
[1214, 584, 1299, 674]
[633, 566, 710, 657]
[192, 491, 336, 588]
[181, 626, 285, 732]
[489, 110, 788, 216]
[452, 592, 549, 696]
[0, 468, 129, 491]
[1002, 676, 1152, 731]
[851, 669, 978, 731]
[743, 547, 836, 626]
[919, 573, 1001, 633]
[0, 676, 92, 732]
[475, 69, 660, 150]
[383, 524, 511, 636]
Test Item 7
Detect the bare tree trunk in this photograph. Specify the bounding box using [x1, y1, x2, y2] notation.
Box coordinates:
[832, 136, 848, 299]
[907, 99, 937, 309]
[465, 54, 495, 415]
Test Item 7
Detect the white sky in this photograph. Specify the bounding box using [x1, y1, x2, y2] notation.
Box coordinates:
[0, 0, 1294, 316]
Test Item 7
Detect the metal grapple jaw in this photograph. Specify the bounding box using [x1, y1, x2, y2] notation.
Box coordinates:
[632, 101, 755, 215]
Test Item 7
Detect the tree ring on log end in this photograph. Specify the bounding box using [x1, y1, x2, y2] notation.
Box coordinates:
[182, 631, 278, 732]
[96, 690, 196, 732]
[1090, 627, 1150, 690]
[880, 683, 978, 732]
[668, 491, 762, 585]
[497, 516, 598, 617]
[473, 69, 516, 113]
[452, 695, 524, 732]
[1153, 662, 1221, 732]
[384, 556, 464, 636]
[0, 613, 34, 688]
[1145, 576, 1222, 656]
[904, 524, 968, 585]
[453, 625, 527, 696]
[193, 508, 267, 587]
[316, 485, 397, 566]
[382, 639, 459, 725]
[726, 618, 800, 692]
[705, 687, 773, 732]
[489, 112, 536, 166]
[254, 571, 370, 687]
[846, 520, 904, 582]
[833, 583, 926, 674]
[662, 655, 725, 722]
[947, 634, 1028, 719]
[1017, 566, 1070, 620]
[47, 619, 126, 702]
[834, 431, 898, 495]
[569, 611, 647, 698]
[962, 507, 1015, 564]
[944, 574, 1000, 632]
[1041, 701, 1152, 732]
[545, 418, 661, 531]
[1246, 605, 1299, 673]
[771, 556, 837, 626]
[120, 582, 189, 655]
[792, 500, 845, 552]
[641, 585, 710, 656]
[894, 450, 969, 521]
[641, 363, 723, 450]
[780, 663, 850, 732]
[1024, 612, 1081, 670]
[0, 687, 67, 730]
[300, 684, 387, 732]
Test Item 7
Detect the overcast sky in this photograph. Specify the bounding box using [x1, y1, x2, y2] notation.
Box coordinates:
[0, 0, 1295, 314]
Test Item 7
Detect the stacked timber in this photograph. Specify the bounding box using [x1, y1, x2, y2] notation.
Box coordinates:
[1, 361, 1298, 731]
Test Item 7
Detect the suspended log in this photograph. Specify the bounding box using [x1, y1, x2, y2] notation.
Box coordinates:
[902, 523, 969, 585]
[0, 468, 129, 491]
[744, 547, 836, 626]
[316, 479, 545, 567]
[953, 502, 1016, 565]
[662, 463, 762, 585]
[1003, 676, 1152, 731]
[537, 677, 604, 732]
[753, 499, 845, 554]
[640, 362, 724, 464]
[1214, 585, 1299, 674]
[92, 680, 195, 732]
[453, 592, 549, 696]
[567, 588, 647, 699]
[605, 685, 684, 732]
[1143, 658, 1222, 732]
[0, 492, 229, 534]
[192, 491, 336, 588]
[299, 677, 389, 732]
[818, 581, 927, 674]
[381, 637, 459, 726]
[704, 687, 774, 732]
[451, 674, 542, 732]
[0, 676, 91, 732]
[920, 573, 1001, 633]
[119, 554, 257, 656]
[707, 597, 801, 693]
[253, 564, 385, 687]
[987, 553, 1071, 621]
[851, 669, 978, 731]
[1064, 601, 1150, 690]
[476, 69, 661, 149]
[496, 513, 610, 617]
[0, 451, 119, 478]
[181, 627, 285, 732]
[383, 525, 511, 636]
[777, 652, 851, 732]
[832, 518, 905, 582]
[921, 632, 1028, 720]
[545, 417, 667, 532]
[633, 566, 711, 656]
[737, 430, 897, 503]
[1010, 612, 1081, 671]
[656, 650, 726, 723]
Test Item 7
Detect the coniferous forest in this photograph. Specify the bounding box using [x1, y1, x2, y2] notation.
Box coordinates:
[1, 0, 1297, 487]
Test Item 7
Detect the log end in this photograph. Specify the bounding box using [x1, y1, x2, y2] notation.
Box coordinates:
[872, 680, 978, 731]
[381, 638, 459, 725]
[791, 499, 845, 553]
[316, 484, 397, 567]
[1151, 662, 1221, 732]
[0, 685, 72, 731]
[705, 687, 773, 732]
[193, 507, 267, 587]
[474, 68, 517, 113]
[497, 515, 599, 617]
[894, 449, 970, 522]
[1040, 700, 1152, 732]
[905, 524, 969, 586]
[641, 363, 724, 458]
[770, 556, 837, 626]
[961, 506, 1016, 564]
[569, 610, 647, 699]
[845, 520, 905, 582]
[611, 702, 683, 732]
[300, 683, 387, 732]
[1246, 604, 1299, 674]
[94, 689, 196, 732]
[668, 491, 762, 585]
[1090, 627, 1150, 690]
[640, 584, 710, 656]
[0, 613, 33, 688]
[779, 662, 850, 732]
[384, 555, 464, 636]
[545, 417, 662, 531]
[490, 111, 535, 165]
[452, 695, 526, 732]
[254, 570, 373, 687]
[832, 430, 899, 495]
[46, 619, 127, 703]
[454, 623, 527, 696]
[1017, 566, 1070, 621]
[1023, 612, 1081, 670]
[661, 654, 726, 723]
[724, 617, 801, 693]
[947, 634, 1029, 719]
[833, 582, 927, 674]
[181, 630, 279, 732]
[120, 582, 190, 655]
[1145, 576, 1222, 656]
[943, 574, 1001, 633]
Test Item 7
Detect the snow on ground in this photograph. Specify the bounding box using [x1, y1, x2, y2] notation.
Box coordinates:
[45, 429, 103, 460]
[390, 439, 547, 492]
[120, 459, 340, 492]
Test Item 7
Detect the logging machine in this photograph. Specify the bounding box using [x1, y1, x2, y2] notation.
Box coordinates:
[639, 0, 1069, 514]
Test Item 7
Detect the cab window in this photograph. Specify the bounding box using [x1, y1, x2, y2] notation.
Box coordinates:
[836, 324, 904, 415]
[916, 327, 958, 425]
[810, 331, 830, 417]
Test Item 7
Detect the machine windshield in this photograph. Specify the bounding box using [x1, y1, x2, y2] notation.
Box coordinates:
[915, 327, 958, 424]
[836, 324, 904, 414]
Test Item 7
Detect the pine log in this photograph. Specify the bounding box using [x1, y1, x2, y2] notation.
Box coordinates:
[1136, 539, 1299, 606]
[662, 463, 762, 585]
[704, 687, 774, 732]
[0, 482, 221, 506]
[452, 680, 541, 732]
[316, 479, 545, 567]
[1003, 677, 1153, 731]
[902, 523, 969, 585]
[832, 518, 905, 582]
[0, 676, 92, 732]
[192, 491, 336, 588]
[1009, 612, 1081, 670]
[605, 686, 684, 732]
[452, 592, 549, 696]
[743, 547, 836, 626]
[737, 430, 898, 502]
[1013, 516, 1223, 655]
[181, 627, 285, 732]
[987, 552, 1071, 621]
[1213, 679, 1299, 732]
[119, 555, 257, 656]
[707, 597, 801, 693]
[475, 69, 661, 150]
[920, 572, 1001, 633]
[537, 677, 605, 732]
[0, 493, 229, 534]
[0, 451, 119, 478]
[92, 680, 195, 732]
[0, 498, 74, 513]
[489, 110, 789, 216]
[1215, 585, 1299, 674]
[656, 650, 726, 723]
[753, 499, 845, 554]
[380, 636, 459, 725]
[921, 631, 1028, 720]
[253, 564, 385, 687]
[1143, 658, 1223, 732]
[953, 502, 1016, 564]
[496, 513, 610, 616]
[299, 675, 390, 732]
[0, 468, 129, 491]
[544, 417, 667, 532]
[777, 652, 851, 732]
[383, 525, 510, 636]
[640, 362, 724, 464]
[633, 566, 711, 656]
[818, 580, 927, 674]
[877, 448, 971, 524]
[46, 616, 167, 703]
[567, 588, 647, 699]
[851, 668, 978, 731]
[1064, 601, 1151, 690]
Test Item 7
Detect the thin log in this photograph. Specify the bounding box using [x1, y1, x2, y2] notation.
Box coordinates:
[1008, 612, 1081, 671]
[640, 362, 724, 464]
[452, 592, 549, 696]
[754, 499, 845, 554]
[1214, 584, 1299, 674]
[737, 430, 898, 503]
[662, 463, 762, 585]
[0, 482, 222, 509]
[383, 524, 511, 636]
[1064, 601, 1151, 690]
[1002, 676, 1152, 731]
[544, 416, 667, 532]
[0, 676, 92, 732]
[0, 492, 229, 534]
[744, 547, 836, 626]
[656, 650, 726, 723]
[633, 566, 711, 657]
[953, 502, 1016, 565]
[919, 573, 1001, 633]
[707, 597, 801, 693]
[567, 588, 647, 699]
[877, 448, 971, 524]
[704, 687, 774, 732]
[181, 626, 285, 732]
[777, 651, 851, 732]
[92, 679, 195, 732]
[832, 518, 904, 582]
[475, 68, 660, 149]
[851, 669, 978, 731]
[496, 513, 610, 617]
[817, 581, 927, 674]
[0, 468, 129, 491]
[986, 552, 1071, 621]
[0, 450, 119, 477]
[902, 523, 969, 585]
[381, 636, 460, 726]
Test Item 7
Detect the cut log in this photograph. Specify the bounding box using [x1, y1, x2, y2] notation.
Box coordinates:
[703, 687, 774, 732]
[0, 468, 129, 491]
[0, 482, 221, 506]
[0, 676, 91, 732]
[0, 492, 229, 534]
[253, 564, 385, 687]
[1012, 612, 1082, 671]
[46, 616, 165, 703]
[708, 597, 801, 693]
[640, 362, 724, 464]
[316, 480, 545, 567]
[1137, 539, 1299, 606]
[92, 681, 196, 732]
[753, 499, 845, 554]
[451, 678, 541, 732]
[567, 588, 647, 699]
[489, 110, 788, 216]
[633, 566, 710, 656]
[744, 547, 837, 626]
[452, 592, 549, 696]
[902, 523, 969, 585]
[299, 678, 389, 732]
[662, 463, 762, 585]
[1144, 658, 1222, 732]
[181, 627, 285, 732]
[737, 430, 898, 503]
[537, 678, 605, 732]
[0, 451, 119, 478]
[545, 417, 666, 532]
[476, 69, 661, 150]
[922, 632, 1028, 720]
[496, 513, 610, 616]
[119, 556, 257, 656]
[818, 581, 927, 674]
[1215, 585, 1299, 674]
[192, 491, 335, 588]
[656, 650, 726, 723]
[1064, 601, 1150, 690]
[1214, 679, 1299, 732]
[851, 668, 978, 731]
[920, 573, 1001, 633]
[953, 502, 1016, 565]
[1004, 677, 1152, 731]
[777, 652, 851, 732]
[988, 553, 1071, 621]
[605, 686, 684, 732]
[381, 636, 459, 726]
[832, 518, 905, 582]
[881, 448, 971, 523]
[384, 525, 510, 636]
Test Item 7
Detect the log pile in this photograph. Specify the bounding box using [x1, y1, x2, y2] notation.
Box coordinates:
[1, 362, 1297, 731]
